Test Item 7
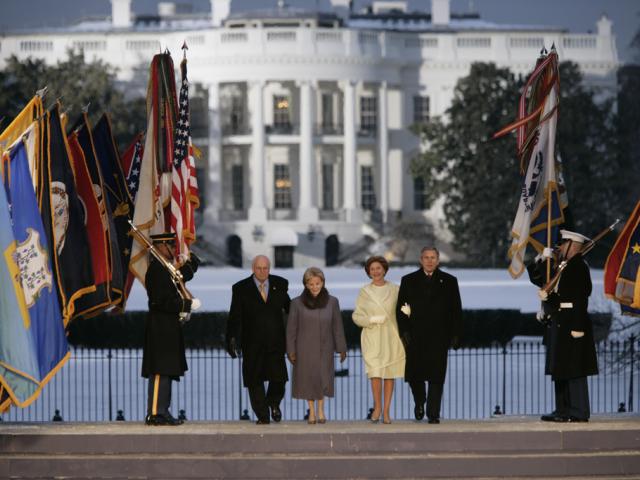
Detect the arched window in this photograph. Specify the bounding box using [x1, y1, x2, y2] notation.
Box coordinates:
[226, 235, 242, 267]
[325, 235, 340, 266]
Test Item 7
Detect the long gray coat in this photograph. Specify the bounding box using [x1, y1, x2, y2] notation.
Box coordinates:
[286, 295, 347, 400]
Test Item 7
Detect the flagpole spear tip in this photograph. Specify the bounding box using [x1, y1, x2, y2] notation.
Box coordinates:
[81, 103, 90, 114]
[182, 40, 188, 59]
[36, 86, 48, 98]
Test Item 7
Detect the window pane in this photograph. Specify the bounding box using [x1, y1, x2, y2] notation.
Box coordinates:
[274, 246, 294, 268]
[322, 164, 334, 211]
[413, 95, 430, 124]
[360, 97, 377, 132]
[274, 164, 292, 209]
[361, 166, 376, 210]
[230, 96, 244, 132]
[413, 176, 427, 210]
[273, 95, 291, 127]
[321, 93, 333, 128]
[232, 165, 244, 211]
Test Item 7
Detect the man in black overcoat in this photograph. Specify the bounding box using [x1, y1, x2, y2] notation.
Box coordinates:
[226, 255, 291, 424]
[141, 232, 199, 426]
[396, 246, 462, 424]
[528, 229, 598, 422]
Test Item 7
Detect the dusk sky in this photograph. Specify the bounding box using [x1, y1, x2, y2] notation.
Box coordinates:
[1, 0, 638, 63]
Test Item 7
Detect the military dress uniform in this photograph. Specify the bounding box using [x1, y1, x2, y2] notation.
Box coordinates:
[141, 233, 199, 426]
[528, 230, 598, 422]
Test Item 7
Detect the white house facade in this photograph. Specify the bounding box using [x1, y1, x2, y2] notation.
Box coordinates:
[0, 0, 619, 267]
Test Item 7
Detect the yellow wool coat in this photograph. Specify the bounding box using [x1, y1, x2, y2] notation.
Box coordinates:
[352, 282, 406, 379]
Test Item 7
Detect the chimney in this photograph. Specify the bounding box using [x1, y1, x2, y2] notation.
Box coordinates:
[111, 0, 132, 28]
[330, 0, 352, 9]
[158, 2, 177, 17]
[211, 0, 231, 27]
[431, 0, 450, 25]
[596, 14, 612, 37]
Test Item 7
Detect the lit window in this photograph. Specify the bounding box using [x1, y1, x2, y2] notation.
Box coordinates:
[274, 164, 292, 209]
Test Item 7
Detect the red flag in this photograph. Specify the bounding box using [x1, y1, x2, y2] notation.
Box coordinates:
[67, 131, 112, 316]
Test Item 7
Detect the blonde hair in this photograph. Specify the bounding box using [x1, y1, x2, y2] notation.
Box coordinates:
[302, 267, 325, 287]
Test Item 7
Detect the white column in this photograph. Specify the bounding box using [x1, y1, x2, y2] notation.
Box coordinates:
[205, 82, 221, 223]
[378, 81, 389, 223]
[342, 80, 359, 221]
[249, 80, 267, 221]
[298, 80, 318, 221]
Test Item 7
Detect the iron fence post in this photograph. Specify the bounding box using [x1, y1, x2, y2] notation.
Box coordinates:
[107, 348, 113, 421]
[629, 335, 635, 413]
[502, 343, 508, 415]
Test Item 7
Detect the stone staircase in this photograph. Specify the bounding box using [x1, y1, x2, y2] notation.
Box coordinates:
[1, 417, 639, 479]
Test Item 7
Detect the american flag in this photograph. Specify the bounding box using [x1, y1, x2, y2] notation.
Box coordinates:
[170, 53, 200, 262]
[126, 138, 143, 202]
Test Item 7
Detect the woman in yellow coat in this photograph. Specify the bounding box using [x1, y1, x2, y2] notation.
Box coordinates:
[352, 256, 406, 424]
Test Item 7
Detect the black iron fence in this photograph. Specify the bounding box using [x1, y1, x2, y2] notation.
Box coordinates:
[2, 338, 637, 422]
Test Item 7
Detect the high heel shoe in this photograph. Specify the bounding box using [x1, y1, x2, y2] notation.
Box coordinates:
[383, 417, 392, 424]
[307, 417, 316, 425]
[318, 417, 327, 424]
[370, 409, 381, 423]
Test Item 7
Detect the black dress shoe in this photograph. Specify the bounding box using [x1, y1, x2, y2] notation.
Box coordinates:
[270, 405, 282, 422]
[568, 416, 588, 423]
[427, 417, 440, 424]
[145, 414, 173, 426]
[162, 413, 184, 426]
[256, 418, 270, 425]
[414, 404, 425, 421]
[541, 413, 568, 422]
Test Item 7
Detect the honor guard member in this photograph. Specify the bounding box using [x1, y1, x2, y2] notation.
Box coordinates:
[142, 232, 199, 426]
[528, 229, 598, 423]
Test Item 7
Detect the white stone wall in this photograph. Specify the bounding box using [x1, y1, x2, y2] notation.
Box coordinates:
[0, 18, 619, 267]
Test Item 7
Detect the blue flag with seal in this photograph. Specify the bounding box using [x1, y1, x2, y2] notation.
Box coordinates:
[0, 140, 69, 412]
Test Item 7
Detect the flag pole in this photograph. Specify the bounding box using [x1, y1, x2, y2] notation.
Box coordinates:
[546, 180, 552, 282]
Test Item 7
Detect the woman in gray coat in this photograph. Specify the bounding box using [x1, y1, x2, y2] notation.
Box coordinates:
[287, 267, 347, 423]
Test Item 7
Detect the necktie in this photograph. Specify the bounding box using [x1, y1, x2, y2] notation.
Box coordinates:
[259, 283, 267, 302]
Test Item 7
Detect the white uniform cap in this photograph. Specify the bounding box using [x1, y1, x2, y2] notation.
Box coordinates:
[560, 229, 590, 244]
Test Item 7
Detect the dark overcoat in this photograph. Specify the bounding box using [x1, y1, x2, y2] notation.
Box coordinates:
[396, 268, 462, 383]
[531, 255, 598, 380]
[227, 275, 291, 387]
[141, 256, 196, 379]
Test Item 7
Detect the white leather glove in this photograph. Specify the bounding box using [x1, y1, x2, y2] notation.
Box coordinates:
[538, 289, 549, 301]
[571, 330, 584, 338]
[400, 303, 411, 317]
[191, 297, 202, 311]
[542, 247, 554, 259]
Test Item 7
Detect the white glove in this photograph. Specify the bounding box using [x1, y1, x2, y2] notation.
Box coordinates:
[538, 289, 548, 301]
[191, 297, 202, 311]
[370, 315, 386, 325]
[542, 247, 554, 259]
[400, 303, 411, 317]
[571, 330, 584, 338]
[536, 310, 545, 322]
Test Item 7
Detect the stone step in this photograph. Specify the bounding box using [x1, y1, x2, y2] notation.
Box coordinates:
[2, 422, 639, 455]
[2, 418, 640, 479]
[2, 450, 640, 479]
